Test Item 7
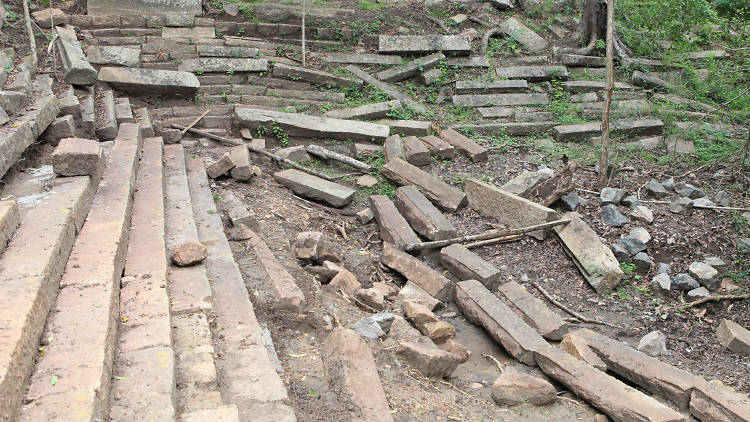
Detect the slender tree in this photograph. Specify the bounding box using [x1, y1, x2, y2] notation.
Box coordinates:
[597, 0, 615, 188]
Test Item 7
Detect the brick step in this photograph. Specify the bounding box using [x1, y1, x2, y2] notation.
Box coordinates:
[0, 166, 102, 421]
[17, 123, 142, 421]
[110, 136, 175, 421]
[185, 157, 297, 421]
[163, 144, 223, 416]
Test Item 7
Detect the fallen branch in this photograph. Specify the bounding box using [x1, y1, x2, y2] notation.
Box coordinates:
[305, 144, 372, 173]
[468, 15, 490, 27]
[681, 293, 750, 309]
[480, 27, 503, 56]
[463, 234, 522, 249]
[171, 123, 341, 182]
[530, 281, 615, 327]
[694, 204, 750, 212]
[482, 353, 504, 372]
[181, 109, 211, 134]
[403, 219, 571, 253]
[426, 14, 450, 34]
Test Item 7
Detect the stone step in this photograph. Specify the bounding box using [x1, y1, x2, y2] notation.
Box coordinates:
[96, 89, 119, 141]
[266, 88, 344, 102]
[496, 65, 568, 82]
[234, 108, 389, 142]
[378, 35, 471, 56]
[394, 185, 457, 241]
[273, 63, 360, 89]
[88, 35, 147, 46]
[98, 67, 200, 96]
[178, 58, 268, 73]
[381, 242, 453, 302]
[87, 0, 201, 17]
[0, 200, 19, 251]
[0, 94, 61, 178]
[184, 158, 297, 421]
[345, 65, 428, 114]
[86, 45, 141, 67]
[56, 25, 97, 86]
[498, 17, 548, 51]
[535, 346, 686, 422]
[376, 52, 445, 83]
[560, 54, 605, 67]
[273, 169, 356, 208]
[311, 52, 402, 65]
[455, 279, 548, 366]
[82, 28, 160, 37]
[497, 281, 568, 341]
[18, 123, 142, 421]
[552, 119, 664, 142]
[377, 119, 432, 136]
[381, 158, 467, 213]
[455, 79, 528, 94]
[246, 75, 315, 91]
[253, 3, 354, 23]
[457, 122, 556, 136]
[237, 95, 325, 108]
[324, 100, 402, 120]
[0, 173, 101, 421]
[135, 107, 155, 138]
[563, 80, 636, 93]
[446, 56, 490, 67]
[370, 194, 421, 249]
[440, 244, 501, 290]
[197, 45, 259, 58]
[109, 137, 175, 421]
[451, 93, 549, 107]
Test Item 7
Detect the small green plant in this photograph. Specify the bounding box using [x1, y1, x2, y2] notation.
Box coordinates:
[256, 126, 267, 137]
[615, 287, 631, 300]
[272, 121, 289, 146]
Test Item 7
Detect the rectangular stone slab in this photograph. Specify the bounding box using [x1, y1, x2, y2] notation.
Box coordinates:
[381, 242, 453, 302]
[379, 35, 471, 56]
[178, 58, 268, 73]
[197, 45, 260, 58]
[369, 195, 420, 249]
[325, 100, 402, 120]
[86, 46, 140, 67]
[690, 380, 750, 422]
[452, 93, 549, 107]
[273, 63, 361, 88]
[553, 119, 664, 142]
[394, 186, 457, 241]
[162, 26, 215, 39]
[440, 244, 501, 290]
[234, 108, 389, 142]
[574, 328, 703, 410]
[563, 80, 636, 93]
[274, 169, 355, 208]
[420, 135, 456, 159]
[313, 52, 402, 65]
[381, 158, 467, 213]
[378, 119, 432, 136]
[402, 135, 431, 167]
[497, 282, 568, 341]
[717, 319, 750, 356]
[56, 25, 97, 85]
[98, 67, 200, 95]
[376, 52, 445, 83]
[87, 0, 201, 16]
[554, 212, 624, 293]
[437, 128, 488, 162]
[498, 17, 548, 51]
[464, 178, 556, 240]
[534, 347, 687, 422]
[455, 279, 548, 366]
[346, 65, 428, 114]
[496, 66, 569, 82]
[455, 79, 528, 94]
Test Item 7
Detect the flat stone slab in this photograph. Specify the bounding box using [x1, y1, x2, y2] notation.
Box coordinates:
[235, 108, 389, 142]
[446, 56, 490, 67]
[381, 158, 467, 213]
[456, 279, 548, 366]
[717, 319, 750, 356]
[369, 195, 420, 249]
[0, 200, 19, 251]
[86, 46, 140, 67]
[162, 26, 215, 39]
[690, 379, 750, 422]
[394, 186, 456, 241]
[178, 58, 268, 73]
[496, 66, 568, 82]
[378, 119, 432, 136]
[381, 242, 453, 302]
[498, 281, 568, 340]
[438, 128, 487, 162]
[346, 65, 428, 114]
[273, 63, 361, 89]
[247, 229, 305, 312]
[501, 169, 552, 197]
[452, 93, 549, 107]
[563, 80, 636, 93]
[87, 0, 201, 16]
[51, 137, 101, 176]
[535, 346, 686, 422]
[560, 54, 605, 67]
[325, 100, 402, 120]
[464, 178, 556, 240]
[98, 67, 200, 95]
[274, 169, 355, 208]
[498, 17, 549, 51]
[420, 135, 456, 159]
[553, 119, 664, 142]
[554, 212, 624, 293]
[56, 25, 97, 85]
[313, 52, 402, 65]
[455, 79, 528, 94]
[440, 244, 501, 290]
[376, 53, 445, 83]
[197, 45, 259, 58]
[379, 35, 471, 55]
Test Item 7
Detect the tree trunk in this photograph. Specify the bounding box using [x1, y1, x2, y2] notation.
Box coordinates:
[560, 0, 630, 59]
[597, 0, 615, 189]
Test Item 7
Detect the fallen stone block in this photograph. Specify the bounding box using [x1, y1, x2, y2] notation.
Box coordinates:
[345, 65, 428, 114]
[491, 367, 557, 406]
[420, 135, 456, 159]
[324, 100, 402, 120]
[235, 107, 389, 142]
[396, 281, 440, 310]
[402, 135, 431, 167]
[559, 332, 607, 371]
[464, 178, 556, 240]
[179, 58, 268, 73]
[56, 25, 97, 85]
[274, 169, 356, 208]
[501, 169, 553, 197]
[114, 98, 135, 124]
[379, 35, 471, 55]
[394, 186, 456, 241]
[369, 195, 420, 249]
[690, 380, 750, 422]
[456, 279, 548, 366]
[313, 52, 402, 65]
[560, 54, 605, 67]
[437, 128, 488, 162]
[98, 67, 200, 95]
[329, 268, 361, 295]
[51, 137, 101, 176]
[382, 158, 467, 212]
[534, 346, 686, 422]
[246, 229, 304, 312]
[273, 63, 361, 88]
[95, 90, 118, 141]
[498, 17, 548, 51]
[379, 119, 432, 136]
[498, 281, 568, 341]
[87, 46, 140, 67]
[553, 119, 664, 142]
[452, 92, 549, 107]
[455, 79, 528, 94]
[376, 52, 445, 83]
[220, 190, 258, 232]
[717, 319, 750, 356]
[417, 68, 442, 85]
[42, 115, 77, 145]
[384, 134, 406, 162]
[496, 65, 568, 82]
[554, 212, 623, 293]
[0, 200, 19, 251]
[397, 341, 461, 377]
[381, 242, 453, 302]
[440, 244, 501, 289]
[229, 145, 253, 182]
[162, 26, 215, 39]
[276, 145, 310, 162]
[31, 8, 67, 28]
[321, 328, 394, 420]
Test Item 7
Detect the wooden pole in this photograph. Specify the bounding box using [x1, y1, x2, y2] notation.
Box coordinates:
[22, 0, 37, 69]
[301, 0, 306, 67]
[597, 0, 614, 189]
[305, 144, 372, 173]
[402, 219, 571, 253]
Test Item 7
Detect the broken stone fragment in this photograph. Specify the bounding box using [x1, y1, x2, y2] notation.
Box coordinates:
[356, 207, 374, 224]
[702, 257, 727, 275]
[396, 281, 440, 311]
[600, 187, 627, 205]
[421, 321, 456, 343]
[559, 332, 607, 371]
[637, 330, 668, 357]
[206, 152, 235, 179]
[277, 145, 311, 162]
[491, 367, 557, 406]
[557, 191, 580, 211]
[686, 286, 710, 301]
[355, 288, 385, 311]
[329, 269, 361, 295]
[669, 197, 693, 215]
[397, 341, 461, 378]
[650, 273, 671, 295]
[160, 128, 182, 144]
[600, 204, 628, 226]
[671, 273, 699, 291]
[716, 319, 750, 356]
[688, 261, 719, 289]
[403, 301, 439, 328]
[630, 205, 654, 224]
[436, 339, 470, 362]
[674, 182, 705, 199]
[170, 240, 207, 266]
[31, 8, 67, 28]
[51, 137, 100, 176]
[352, 312, 395, 339]
[293, 231, 339, 264]
[629, 227, 651, 244]
[645, 179, 669, 198]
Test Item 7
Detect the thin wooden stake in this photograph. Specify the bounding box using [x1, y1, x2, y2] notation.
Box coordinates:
[181, 109, 211, 134]
[301, 0, 306, 67]
[463, 234, 522, 249]
[681, 293, 750, 309]
[596, 0, 614, 189]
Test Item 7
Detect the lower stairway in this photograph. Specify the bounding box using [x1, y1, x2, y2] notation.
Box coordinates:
[0, 126, 294, 421]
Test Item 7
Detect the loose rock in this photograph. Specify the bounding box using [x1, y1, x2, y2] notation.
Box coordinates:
[630, 205, 654, 224]
[169, 240, 207, 266]
[688, 261, 719, 289]
[356, 288, 385, 311]
[600, 187, 627, 205]
[672, 273, 700, 291]
[397, 341, 461, 378]
[491, 367, 557, 406]
[632, 252, 652, 273]
[645, 179, 669, 199]
[637, 330, 668, 357]
[601, 204, 628, 226]
[669, 197, 693, 215]
[687, 286, 710, 301]
[650, 273, 671, 295]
